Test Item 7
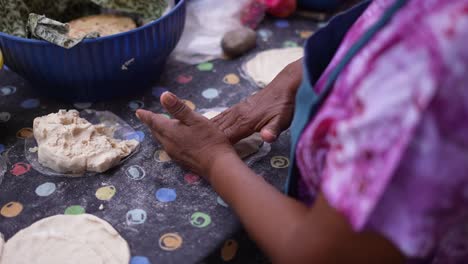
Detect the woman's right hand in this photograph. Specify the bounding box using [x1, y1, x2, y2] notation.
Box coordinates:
[212, 58, 303, 143]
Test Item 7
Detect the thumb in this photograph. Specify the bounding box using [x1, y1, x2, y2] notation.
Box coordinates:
[260, 116, 282, 143]
[160, 92, 197, 125]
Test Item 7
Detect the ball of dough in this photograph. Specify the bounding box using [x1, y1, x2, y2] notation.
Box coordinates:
[221, 27, 257, 58]
[33, 110, 139, 174]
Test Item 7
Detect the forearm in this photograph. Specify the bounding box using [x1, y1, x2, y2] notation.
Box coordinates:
[209, 152, 309, 262]
[208, 153, 404, 264]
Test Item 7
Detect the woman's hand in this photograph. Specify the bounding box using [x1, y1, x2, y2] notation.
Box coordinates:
[136, 92, 236, 180]
[212, 58, 303, 143]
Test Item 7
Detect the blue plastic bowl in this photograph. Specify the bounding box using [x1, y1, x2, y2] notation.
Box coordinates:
[298, 0, 341, 11]
[0, 0, 186, 102]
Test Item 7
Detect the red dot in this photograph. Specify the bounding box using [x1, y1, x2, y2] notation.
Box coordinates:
[10, 162, 32, 176]
[184, 174, 200, 184]
[176, 75, 193, 84]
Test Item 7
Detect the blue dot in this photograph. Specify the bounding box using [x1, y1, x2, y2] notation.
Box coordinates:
[0, 86, 16, 96]
[125, 131, 145, 142]
[275, 20, 290, 28]
[152, 87, 168, 98]
[0, 144, 4, 153]
[155, 188, 177, 203]
[35, 182, 56, 197]
[131, 256, 151, 264]
[258, 29, 273, 41]
[201, 88, 219, 99]
[126, 209, 147, 225]
[128, 100, 144, 110]
[20, 98, 40, 109]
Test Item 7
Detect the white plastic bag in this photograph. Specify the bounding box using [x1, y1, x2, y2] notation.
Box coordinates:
[171, 0, 251, 64]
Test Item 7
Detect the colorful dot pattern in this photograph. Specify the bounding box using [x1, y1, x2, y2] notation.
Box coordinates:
[0, 15, 306, 264]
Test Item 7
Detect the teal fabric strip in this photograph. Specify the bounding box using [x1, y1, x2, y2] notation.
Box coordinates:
[286, 0, 409, 195]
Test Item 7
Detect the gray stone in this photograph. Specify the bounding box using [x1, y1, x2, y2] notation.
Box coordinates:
[221, 27, 257, 58]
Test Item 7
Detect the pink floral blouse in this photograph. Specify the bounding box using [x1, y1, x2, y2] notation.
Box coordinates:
[296, 0, 468, 261]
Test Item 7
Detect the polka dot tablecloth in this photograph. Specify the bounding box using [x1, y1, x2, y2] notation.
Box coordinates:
[0, 16, 322, 264]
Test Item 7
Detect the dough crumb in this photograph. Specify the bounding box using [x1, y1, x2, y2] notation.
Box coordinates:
[202, 111, 263, 158]
[33, 110, 139, 174]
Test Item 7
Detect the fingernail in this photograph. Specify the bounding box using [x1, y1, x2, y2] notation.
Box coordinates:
[163, 92, 177, 107]
[262, 129, 277, 142]
[135, 111, 141, 119]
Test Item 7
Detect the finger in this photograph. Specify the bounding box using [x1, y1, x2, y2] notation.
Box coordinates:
[212, 110, 236, 133]
[212, 109, 253, 143]
[160, 92, 199, 125]
[136, 109, 172, 135]
[260, 116, 282, 143]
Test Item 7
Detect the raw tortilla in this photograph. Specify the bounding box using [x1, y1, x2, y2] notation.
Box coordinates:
[242, 47, 304, 87]
[0, 214, 130, 264]
[33, 110, 139, 174]
[203, 111, 263, 158]
[68, 14, 137, 39]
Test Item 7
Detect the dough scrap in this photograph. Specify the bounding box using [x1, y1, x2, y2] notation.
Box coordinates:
[234, 133, 263, 159]
[68, 14, 136, 39]
[203, 111, 263, 158]
[33, 110, 139, 174]
[243, 47, 304, 87]
[0, 214, 130, 264]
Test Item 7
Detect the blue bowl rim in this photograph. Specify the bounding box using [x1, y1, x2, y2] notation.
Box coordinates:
[0, 0, 185, 46]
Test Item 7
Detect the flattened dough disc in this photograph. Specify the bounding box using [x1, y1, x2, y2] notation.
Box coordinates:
[242, 47, 304, 87]
[1, 214, 130, 264]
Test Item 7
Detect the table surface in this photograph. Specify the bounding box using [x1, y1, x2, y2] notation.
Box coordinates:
[0, 16, 321, 264]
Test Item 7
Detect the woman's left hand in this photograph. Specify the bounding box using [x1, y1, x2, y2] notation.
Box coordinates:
[136, 92, 236, 180]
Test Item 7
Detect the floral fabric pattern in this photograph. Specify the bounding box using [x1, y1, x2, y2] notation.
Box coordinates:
[296, 0, 468, 261]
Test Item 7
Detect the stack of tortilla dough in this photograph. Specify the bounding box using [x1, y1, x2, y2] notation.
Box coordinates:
[33, 110, 139, 174]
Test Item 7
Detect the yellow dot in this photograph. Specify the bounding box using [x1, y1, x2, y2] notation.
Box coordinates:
[221, 239, 238, 261]
[16, 128, 33, 139]
[182, 100, 196, 110]
[1, 202, 23, 218]
[159, 233, 183, 251]
[154, 150, 171, 162]
[95, 185, 116, 201]
[223, 74, 240, 85]
[299, 30, 314, 39]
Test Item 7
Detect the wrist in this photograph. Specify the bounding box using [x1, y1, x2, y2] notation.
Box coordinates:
[205, 147, 241, 184]
[266, 58, 303, 95]
[284, 58, 303, 94]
